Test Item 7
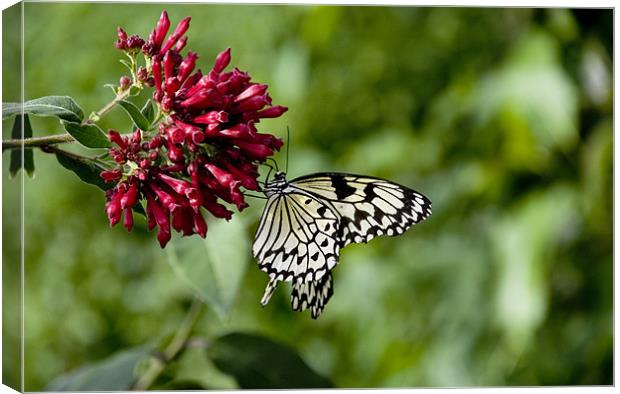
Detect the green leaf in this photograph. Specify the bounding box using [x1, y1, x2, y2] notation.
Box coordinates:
[8, 114, 35, 178]
[141, 99, 155, 124]
[55, 152, 111, 191]
[118, 100, 150, 131]
[3, 96, 83, 122]
[208, 333, 333, 389]
[166, 217, 249, 319]
[45, 347, 150, 391]
[62, 121, 111, 149]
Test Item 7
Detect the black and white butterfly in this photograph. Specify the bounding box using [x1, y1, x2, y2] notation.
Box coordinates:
[252, 171, 432, 319]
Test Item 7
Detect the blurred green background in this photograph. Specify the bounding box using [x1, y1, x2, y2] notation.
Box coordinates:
[2, 3, 612, 390]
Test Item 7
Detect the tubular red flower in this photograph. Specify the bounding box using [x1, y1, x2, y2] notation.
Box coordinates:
[192, 210, 208, 238]
[234, 84, 268, 103]
[212, 47, 231, 74]
[175, 36, 188, 52]
[178, 52, 198, 83]
[146, 192, 172, 248]
[106, 187, 124, 226]
[257, 105, 288, 119]
[157, 173, 191, 195]
[171, 206, 194, 235]
[192, 110, 228, 125]
[153, 10, 171, 48]
[204, 163, 235, 188]
[108, 130, 127, 149]
[202, 198, 233, 220]
[160, 16, 191, 53]
[121, 181, 139, 208]
[233, 95, 272, 113]
[234, 140, 274, 160]
[152, 58, 163, 98]
[101, 169, 122, 183]
[123, 208, 134, 231]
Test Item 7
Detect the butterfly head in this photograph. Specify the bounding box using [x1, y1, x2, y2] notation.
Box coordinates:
[264, 171, 288, 197]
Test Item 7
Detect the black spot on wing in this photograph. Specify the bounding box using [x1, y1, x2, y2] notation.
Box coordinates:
[331, 175, 356, 199]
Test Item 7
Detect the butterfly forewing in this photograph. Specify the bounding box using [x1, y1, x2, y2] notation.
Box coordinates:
[253, 192, 340, 283]
[290, 173, 432, 246]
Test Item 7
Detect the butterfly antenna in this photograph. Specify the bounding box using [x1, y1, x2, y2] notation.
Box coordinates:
[267, 157, 279, 172]
[285, 125, 290, 175]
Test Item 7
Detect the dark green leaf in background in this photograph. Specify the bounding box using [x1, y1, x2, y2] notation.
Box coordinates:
[55, 152, 111, 191]
[3, 96, 83, 122]
[208, 333, 333, 389]
[62, 121, 111, 149]
[118, 100, 150, 131]
[9, 114, 35, 178]
[45, 347, 150, 391]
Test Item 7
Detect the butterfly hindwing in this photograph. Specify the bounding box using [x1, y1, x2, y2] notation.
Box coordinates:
[290, 173, 432, 246]
[291, 271, 334, 319]
[252, 192, 340, 283]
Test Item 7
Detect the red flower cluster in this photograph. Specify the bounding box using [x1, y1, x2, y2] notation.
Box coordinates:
[103, 11, 287, 247]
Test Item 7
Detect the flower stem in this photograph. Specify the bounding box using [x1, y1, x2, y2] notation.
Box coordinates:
[132, 297, 203, 391]
[40, 145, 108, 170]
[86, 88, 132, 124]
[2, 133, 74, 151]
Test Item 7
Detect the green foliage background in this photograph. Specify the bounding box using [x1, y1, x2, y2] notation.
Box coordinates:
[2, 3, 612, 390]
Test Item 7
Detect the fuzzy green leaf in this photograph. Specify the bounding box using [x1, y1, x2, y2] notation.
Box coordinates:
[118, 100, 150, 131]
[141, 99, 155, 125]
[62, 121, 111, 149]
[3, 96, 83, 122]
[55, 152, 111, 191]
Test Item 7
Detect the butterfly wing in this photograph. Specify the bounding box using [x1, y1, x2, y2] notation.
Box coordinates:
[291, 271, 334, 319]
[252, 191, 341, 283]
[290, 173, 432, 247]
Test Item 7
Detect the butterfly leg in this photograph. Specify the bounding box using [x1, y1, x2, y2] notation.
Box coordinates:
[260, 277, 279, 306]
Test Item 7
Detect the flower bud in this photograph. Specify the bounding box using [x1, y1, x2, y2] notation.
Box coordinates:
[137, 66, 148, 83]
[101, 169, 122, 183]
[257, 105, 288, 119]
[174, 36, 188, 53]
[234, 84, 268, 103]
[119, 76, 131, 90]
[160, 16, 191, 53]
[127, 35, 145, 50]
[123, 208, 134, 231]
[153, 10, 171, 48]
[108, 130, 127, 149]
[192, 210, 208, 238]
[212, 48, 231, 74]
[177, 52, 198, 83]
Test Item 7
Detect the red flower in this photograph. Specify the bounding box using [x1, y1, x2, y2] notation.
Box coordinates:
[104, 10, 288, 248]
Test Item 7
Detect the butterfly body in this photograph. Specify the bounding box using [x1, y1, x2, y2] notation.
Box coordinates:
[253, 171, 432, 318]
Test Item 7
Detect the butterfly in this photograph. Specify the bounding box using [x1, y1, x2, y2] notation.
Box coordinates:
[252, 171, 432, 318]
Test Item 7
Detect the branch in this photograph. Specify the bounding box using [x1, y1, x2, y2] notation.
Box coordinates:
[2, 133, 74, 151]
[132, 297, 203, 391]
[3, 88, 136, 152]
